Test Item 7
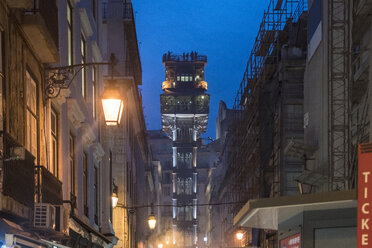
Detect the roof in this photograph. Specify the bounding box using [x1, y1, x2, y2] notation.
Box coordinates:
[234, 190, 357, 230]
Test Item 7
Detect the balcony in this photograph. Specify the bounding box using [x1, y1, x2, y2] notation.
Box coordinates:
[38, 166, 63, 205]
[103, 2, 141, 84]
[1, 132, 35, 208]
[162, 53, 207, 64]
[21, 0, 59, 63]
[161, 95, 210, 115]
[5, 0, 33, 9]
[112, 61, 140, 82]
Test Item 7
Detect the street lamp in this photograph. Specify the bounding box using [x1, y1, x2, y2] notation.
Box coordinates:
[112, 183, 119, 208]
[44, 53, 123, 126]
[148, 212, 156, 230]
[101, 82, 124, 126]
[236, 228, 244, 241]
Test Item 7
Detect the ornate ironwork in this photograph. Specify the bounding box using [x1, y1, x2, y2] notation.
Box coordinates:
[44, 53, 117, 99]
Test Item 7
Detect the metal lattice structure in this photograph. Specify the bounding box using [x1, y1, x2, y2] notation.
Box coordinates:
[328, 0, 351, 190]
[228, 0, 307, 206]
[214, 1, 308, 247]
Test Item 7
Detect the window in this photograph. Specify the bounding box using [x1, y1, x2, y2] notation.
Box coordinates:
[94, 164, 99, 225]
[91, 0, 97, 20]
[109, 151, 113, 221]
[0, 30, 4, 131]
[177, 75, 180, 81]
[26, 70, 37, 158]
[67, 2, 73, 66]
[83, 152, 89, 216]
[50, 107, 58, 177]
[81, 35, 87, 99]
[164, 186, 171, 196]
[69, 134, 76, 197]
[92, 66, 96, 119]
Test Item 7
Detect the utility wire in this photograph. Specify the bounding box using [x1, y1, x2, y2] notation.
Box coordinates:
[116, 201, 247, 209]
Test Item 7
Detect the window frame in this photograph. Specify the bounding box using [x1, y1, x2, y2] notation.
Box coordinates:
[69, 133, 76, 197]
[67, 1, 74, 66]
[83, 151, 89, 216]
[50, 106, 59, 178]
[81, 34, 87, 99]
[25, 69, 38, 159]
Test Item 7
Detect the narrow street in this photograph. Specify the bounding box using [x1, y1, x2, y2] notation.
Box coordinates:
[0, 0, 364, 248]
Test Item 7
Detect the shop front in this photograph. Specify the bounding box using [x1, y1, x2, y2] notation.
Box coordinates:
[234, 190, 357, 248]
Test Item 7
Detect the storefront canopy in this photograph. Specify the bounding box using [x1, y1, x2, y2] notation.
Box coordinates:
[234, 190, 357, 230]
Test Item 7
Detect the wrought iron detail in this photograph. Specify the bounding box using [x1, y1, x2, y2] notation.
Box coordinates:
[44, 53, 117, 99]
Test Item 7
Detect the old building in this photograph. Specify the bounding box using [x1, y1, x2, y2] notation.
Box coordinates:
[205, 101, 237, 248]
[234, 0, 359, 247]
[0, 0, 61, 246]
[0, 0, 152, 247]
[102, 1, 154, 248]
[214, 1, 309, 247]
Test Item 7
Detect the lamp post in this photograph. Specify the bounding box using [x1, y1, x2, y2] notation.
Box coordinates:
[44, 53, 123, 126]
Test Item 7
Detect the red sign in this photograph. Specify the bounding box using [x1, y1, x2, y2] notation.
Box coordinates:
[279, 233, 300, 248]
[358, 143, 372, 247]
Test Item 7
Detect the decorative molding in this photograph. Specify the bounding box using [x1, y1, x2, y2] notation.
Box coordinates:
[82, 123, 96, 146]
[54, 88, 71, 106]
[91, 40, 103, 62]
[67, 99, 86, 128]
[79, 8, 94, 37]
[92, 142, 105, 162]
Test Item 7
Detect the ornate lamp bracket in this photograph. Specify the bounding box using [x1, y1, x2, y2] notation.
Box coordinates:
[44, 53, 117, 100]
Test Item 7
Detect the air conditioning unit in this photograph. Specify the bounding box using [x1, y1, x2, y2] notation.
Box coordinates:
[34, 203, 55, 229]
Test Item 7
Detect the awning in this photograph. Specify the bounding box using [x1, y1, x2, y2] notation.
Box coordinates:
[234, 190, 357, 230]
[41, 239, 71, 248]
[5, 234, 48, 248]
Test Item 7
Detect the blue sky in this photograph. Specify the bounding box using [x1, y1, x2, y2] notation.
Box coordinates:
[132, 0, 270, 139]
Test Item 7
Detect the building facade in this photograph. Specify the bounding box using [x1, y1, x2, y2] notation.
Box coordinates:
[234, 1, 359, 248]
[102, 1, 154, 248]
[210, 1, 309, 247]
[0, 0, 151, 248]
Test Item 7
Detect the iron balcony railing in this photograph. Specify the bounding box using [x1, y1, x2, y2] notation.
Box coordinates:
[102, 1, 134, 20]
[38, 165, 63, 205]
[161, 104, 209, 114]
[162, 53, 207, 63]
[25, 0, 59, 49]
[1, 131, 35, 208]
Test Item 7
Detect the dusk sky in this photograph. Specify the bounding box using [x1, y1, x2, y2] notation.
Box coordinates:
[132, 0, 270, 139]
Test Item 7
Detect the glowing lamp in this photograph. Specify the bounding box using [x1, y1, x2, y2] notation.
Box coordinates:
[101, 85, 124, 126]
[236, 229, 244, 241]
[148, 212, 156, 230]
[112, 183, 119, 208]
[112, 192, 119, 208]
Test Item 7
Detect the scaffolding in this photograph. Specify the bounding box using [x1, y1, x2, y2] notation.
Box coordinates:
[228, 0, 307, 209]
[328, 0, 351, 190]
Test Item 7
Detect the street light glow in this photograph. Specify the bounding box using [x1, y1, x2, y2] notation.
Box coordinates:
[236, 230, 244, 241]
[148, 213, 156, 230]
[101, 85, 124, 126]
